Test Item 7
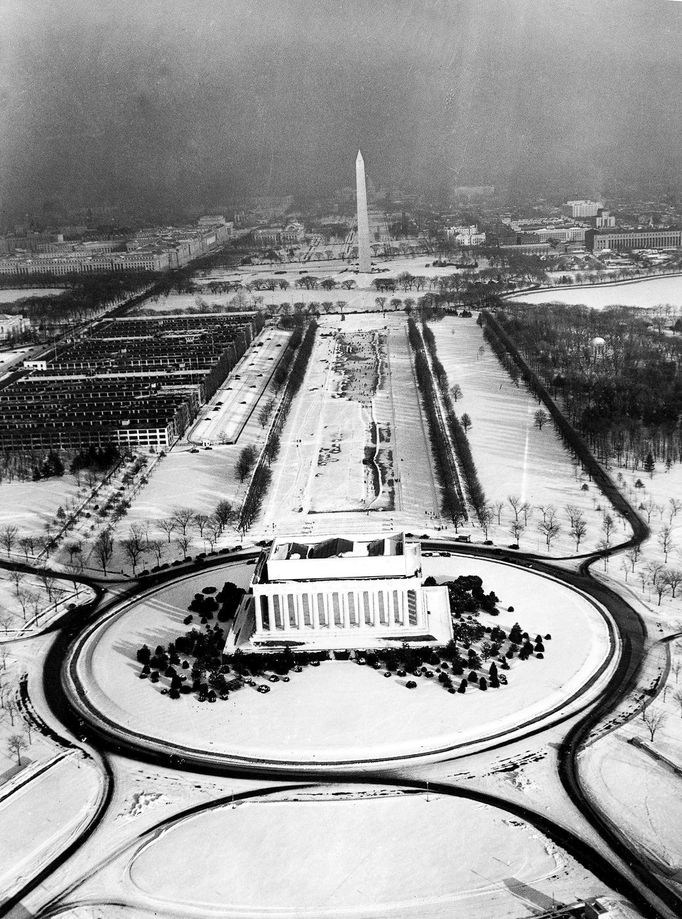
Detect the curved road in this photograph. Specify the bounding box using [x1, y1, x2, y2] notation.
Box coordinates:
[1, 541, 679, 919]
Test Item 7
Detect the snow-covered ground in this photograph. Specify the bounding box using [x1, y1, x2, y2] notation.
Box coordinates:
[256, 313, 442, 539]
[431, 317, 624, 553]
[0, 475, 83, 537]
[71, 557, 613, 766]
[507, 275, 682, 309]
[0, 751, 102, 900]
[122, 789, 565, 918]
[579, 635, 682, 896]
[0, 570, 94, 635]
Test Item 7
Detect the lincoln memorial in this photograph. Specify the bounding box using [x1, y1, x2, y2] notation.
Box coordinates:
[225, 533, 453, 653]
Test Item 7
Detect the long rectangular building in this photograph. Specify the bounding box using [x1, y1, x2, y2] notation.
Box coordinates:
[226, 533, 453, 653]
[586, 227, 682, 251]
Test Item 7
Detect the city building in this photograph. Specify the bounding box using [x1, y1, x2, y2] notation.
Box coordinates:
[225, 533, 453, 653]
[0, 314, 24, 339]
[586, 227, 682, 251]
[567, 199, 603, 218]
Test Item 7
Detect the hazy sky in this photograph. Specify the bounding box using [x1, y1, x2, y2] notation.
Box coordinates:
[1, 0, 681, 214]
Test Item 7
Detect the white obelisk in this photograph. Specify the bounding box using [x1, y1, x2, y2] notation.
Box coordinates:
[355, 150, 371, 273]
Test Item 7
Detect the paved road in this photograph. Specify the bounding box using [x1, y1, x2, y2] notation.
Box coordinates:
[2, 543, 679, 919]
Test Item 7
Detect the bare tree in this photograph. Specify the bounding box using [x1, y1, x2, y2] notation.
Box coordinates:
[16, 588, 33, 621]
[478, 505, 494, 540]
[647, 562, 668, 605]
[625, 546, 640, 572]
[538, 508, 561, 551]
[663, 568, 682, 599]
[658, 525, 674, 563]
[7, 733, 28, 766]
[601, 513, 615, 547]
[175, 534, 192, 560]
[509, 520, 525, 544]
[492, 500, 504, 525]
[9, 570, 24, 596]
[214, 499, 234, 532]
[193, 514, 211, 542]
[642, 707, 666, 742]
[93, 529, 115, 576]
[205, 525, 219, 552]
[643, 495, 657, 525]
[534, 409, 549, 430]
[18, 536, 35, 562]
[669, 497, 682, 522]
[520, 502, 533, 527]
[171, 507, 195, 537]
[508, 495, 522, 523]
[0, 524, 18, 558]
[158, 518, 176, 543]
[65, 540, 83, 566]
[569, 512, 588, 552]
[121, 524, 147, 575]
[147, 539, 164, 566]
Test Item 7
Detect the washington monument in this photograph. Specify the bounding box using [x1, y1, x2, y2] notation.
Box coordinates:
[355, 150, 371, 273]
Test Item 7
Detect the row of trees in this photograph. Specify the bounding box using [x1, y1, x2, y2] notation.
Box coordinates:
[421, 321, 487, 519]
[406, 317, 467, 527]
[238, 321, 319, 533]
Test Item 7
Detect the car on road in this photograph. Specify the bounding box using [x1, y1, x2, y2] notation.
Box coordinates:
[189, 448, 199, 453]
[257, 685, 270, 693]
[406, 680, 417, 689]
[268, 674, 279, 682]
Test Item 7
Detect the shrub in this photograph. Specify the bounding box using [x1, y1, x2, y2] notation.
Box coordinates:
[479, 677, 488, 690]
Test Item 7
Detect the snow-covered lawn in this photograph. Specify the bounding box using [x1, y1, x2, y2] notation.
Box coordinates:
[431, 317, 623, 553]
[256, 313, 441, 539]
[507, 275, 682, 309]
[72, 557, 613, 766]
[124, 788, 568, 918]
[0, 475, 83, 538]
[0, 752, 102, 899]
[0, 571, 94, 635]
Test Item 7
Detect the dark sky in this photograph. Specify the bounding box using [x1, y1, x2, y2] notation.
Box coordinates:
[1, 0, 681, 214]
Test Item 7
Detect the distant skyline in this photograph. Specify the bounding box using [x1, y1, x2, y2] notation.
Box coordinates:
[2, 0, 682, 217]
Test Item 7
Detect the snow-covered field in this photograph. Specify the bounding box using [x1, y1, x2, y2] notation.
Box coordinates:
[256, 313, 441, 539]
[71, 557, 613, 766]
[507, 275, 682, 309]
[579, 635, 682, 895]
[0, 752, 101, 900]
[124, 789, 564, 918]
[0, 475, 82, 537]
[431, 317, 623, 553]
[0, 571, 94, 634]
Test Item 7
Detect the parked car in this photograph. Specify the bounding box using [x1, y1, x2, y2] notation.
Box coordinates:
[257, 685, 270, 693]
[406, 680, 417, 689]
[268, 674, 279, 683]
[499, 674, 508, 685]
